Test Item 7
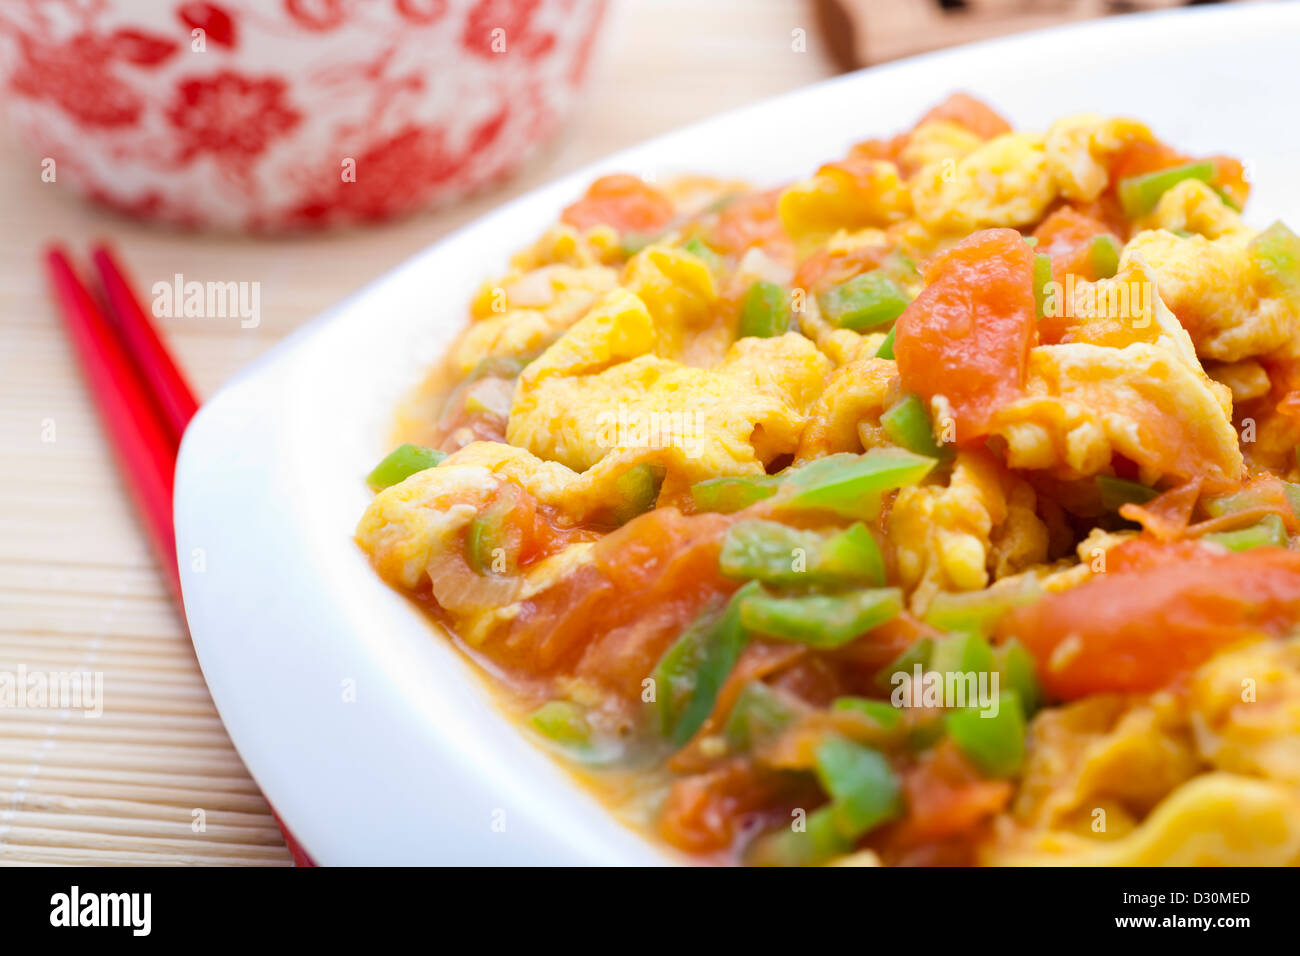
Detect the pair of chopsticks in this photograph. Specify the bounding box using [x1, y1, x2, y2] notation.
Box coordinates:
[43, 244, 316, 867]
[44, 245, 197, 598]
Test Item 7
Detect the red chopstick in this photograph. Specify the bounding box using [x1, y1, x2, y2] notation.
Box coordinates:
[44, 247, 182, 598]
[44, 243, 317, 867]
[91, 244, 199, 445]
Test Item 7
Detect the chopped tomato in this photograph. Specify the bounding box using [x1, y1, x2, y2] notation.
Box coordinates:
[893, 228, 1037, 443]
[1117, 479, 1201, 540]
[831, 611, 939, 687]
[490, 508, 735, 693]
[560, 173, 675, 235]
[843, 95, 1009, 178]
[1109, 137, 1191, 183]
[1069, 196, 1131, 241]
[707, 643, 805, 730]
[1031, 208, 1123, 343]
[918, 92, 1012, 141]
[668, 643, 807, 774]
[845, 134, 908, 170]
[707, 188, 792, 261]
[792, 242, 888, 294]
[884, 739, 1012, 850]
[1211, 155, 1249, 208]
[997, 538, 1300, 700]
[659, 758, 819, 855]
[1033, 207, 1114, 260]
[1238, 358, 1300, 472]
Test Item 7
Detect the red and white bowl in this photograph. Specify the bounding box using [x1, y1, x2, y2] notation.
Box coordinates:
[0, 0, 607, 230]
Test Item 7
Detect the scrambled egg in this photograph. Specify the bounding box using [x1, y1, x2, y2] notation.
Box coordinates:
[988, 638, 1300, 865]
[1188, 638, 1300, 786]
[454, 264, 619, 375]
[910, 133, 1056, 235]
[778, 159, 912, 250]
[507, 287, 830, 493]
[794, 354, 898, 462]
[888, 450, 1048, 610]
[357, 96, 1300, 868]
[1043, 113, 1154, 202]
[895, 120, 984, 175]
[622, 245, 723, 363]
[992, 339, 1243, 485]
[1126, 225, 1300, 362]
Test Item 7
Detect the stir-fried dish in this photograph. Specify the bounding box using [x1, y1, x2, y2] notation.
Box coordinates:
[356, 95, 1300, 866]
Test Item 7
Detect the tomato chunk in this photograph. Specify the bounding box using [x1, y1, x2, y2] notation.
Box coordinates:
[1109, 137, 1191, 184]
[918, 92, 1013, 141]
[707, 188, 792, 261]
[893, 228, 1037, 443]
[888, 739, 1012, 849]
[659, 758, 818, 855]
[997, 539, 1300, 700]
[793, 243, 892, 295]
[561, 174, 675, 235]
[491, 508, 734, 695]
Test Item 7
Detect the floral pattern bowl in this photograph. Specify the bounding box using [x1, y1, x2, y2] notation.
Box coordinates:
[0, 0, 607, 230]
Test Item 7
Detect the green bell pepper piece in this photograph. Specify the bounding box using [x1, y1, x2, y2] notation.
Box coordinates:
[612, 463, 663, 525]
[738, 280, 791, 339]
[814, 735, 904, 837]
[366, 443, 446, 491]
[993, 638, 1042, 716]
[928, 631, 996, 679]
[818, 523, 887, 587]
[466, 493, 518, 575]
[875, 325, 896, 360]
[1204, 513, 1288, 552]
[1204, 482, 1300, 521]
[1096, 474, 1158, 511]
[945, 692, 1026, 778]
[1089, 234, 1121, 279]
[881, 393, 951, 460]
[694, 450, 936, 520]
[719, 519, 884, 587]
[923, 579, 1041, 638]
[1250, 221, 1300, 295]
[724, 680, 800, 751]
[682, 236, 723, 272]
[529, 700, 591, 748]
[690, 474, 781, 514]
[1032, 252, 1054, 320]
[875, 638, 932, 692]
[818, 271, 909, 331]
[652, 583, 756, 746]
[745, 805, 850, 867]
[738, 586, 902, 649]
[831, 696, 902, 730]
[779, 449, 937, 520]
[1282, 482, 1300, 519]
[1118, 160, 1216, 219]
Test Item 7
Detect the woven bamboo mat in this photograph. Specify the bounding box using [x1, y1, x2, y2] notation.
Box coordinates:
[0, 0, 834, 865]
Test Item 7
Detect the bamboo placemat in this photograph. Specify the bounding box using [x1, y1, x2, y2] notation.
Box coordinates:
[0, 0, 834, 866]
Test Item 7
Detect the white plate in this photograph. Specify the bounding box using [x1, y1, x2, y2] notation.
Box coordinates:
[176, 2, 1300, 865]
